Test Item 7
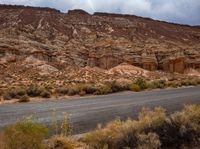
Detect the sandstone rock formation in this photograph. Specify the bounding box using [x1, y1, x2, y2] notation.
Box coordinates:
[0, 4, 200, 82]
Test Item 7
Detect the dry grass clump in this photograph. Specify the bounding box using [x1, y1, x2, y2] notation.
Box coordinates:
[83, 105, 200, 149]
[46, 135, 80, 149]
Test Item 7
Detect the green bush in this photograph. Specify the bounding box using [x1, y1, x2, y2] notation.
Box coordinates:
[3, 118, 48, 149]
[134, 78, 147, 90]
[19, 95, 30, 103]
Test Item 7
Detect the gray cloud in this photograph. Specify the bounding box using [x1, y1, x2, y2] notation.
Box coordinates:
[0, 0, 199, 25]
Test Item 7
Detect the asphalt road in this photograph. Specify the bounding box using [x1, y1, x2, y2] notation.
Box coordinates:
[0, 86, 200, 134]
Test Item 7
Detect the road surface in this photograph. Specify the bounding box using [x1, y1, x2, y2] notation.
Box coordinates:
[0, 86, 200, 134]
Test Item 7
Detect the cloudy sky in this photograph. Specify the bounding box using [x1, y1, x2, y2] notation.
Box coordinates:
[0, 0, 200, 25]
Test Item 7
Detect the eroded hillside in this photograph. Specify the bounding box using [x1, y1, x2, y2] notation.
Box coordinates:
[0, 4, 200, 90]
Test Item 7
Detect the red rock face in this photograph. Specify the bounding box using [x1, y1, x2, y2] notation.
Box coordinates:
[0, 4, 200, 73]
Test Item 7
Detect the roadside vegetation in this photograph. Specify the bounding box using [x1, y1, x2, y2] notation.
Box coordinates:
[83, 104, 200, 149]
[0, 104, 200, 149]
[1, 77, 200, 103]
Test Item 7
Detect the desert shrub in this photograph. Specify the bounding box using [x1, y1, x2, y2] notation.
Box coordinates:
[15, 88, 26, 96]
[40, 90, 51, 98]
[167, 81, 182, 88]
[83, 120, 124, 149]
[134, 78, 147, 90]
[180, 79, 191, 86]
[197, 78, 200, 84]
[55, 87, 69, 95]
[95, 84, 113, 95]
[19, 95, 30, 103]
[77, 84, 97, 95]
[0, 132, 4, 149]
[137, 132, 161, 149]
[148, 80, 166, 89]
[55, 84, 97, 96]
[2, 94, 12, 100]
[26, 84, 43, 97]
[3, 118, 48, 149]
[110, 82, 129, 93]
[129, 84, 141, 92]
[139, 105, 200, 148]
[84, 86, 97, 94]
[67, 87, 80, 96]
[0, 89, 3, 96]
[168, 76, 178, 81]
[84, 107, 167, 149]
[180, 78, 199, 86]
[169, 104, 200, 146]
[83, 119, 157, 149]
[46, 135, 78, 149]
[137, 107, 167, 132]
[187, 79, 198, 86]
[79, 90, 86, 96]
[2, 88, 26, 100]
[95, 81, 130, 95]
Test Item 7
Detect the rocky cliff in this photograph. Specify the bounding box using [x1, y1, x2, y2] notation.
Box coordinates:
[0, 4, 200, 78]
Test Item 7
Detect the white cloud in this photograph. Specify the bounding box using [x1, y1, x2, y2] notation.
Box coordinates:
[0, 0, 199, 25]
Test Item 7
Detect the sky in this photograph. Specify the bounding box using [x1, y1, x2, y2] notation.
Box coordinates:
[0, 0, 200, 25]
